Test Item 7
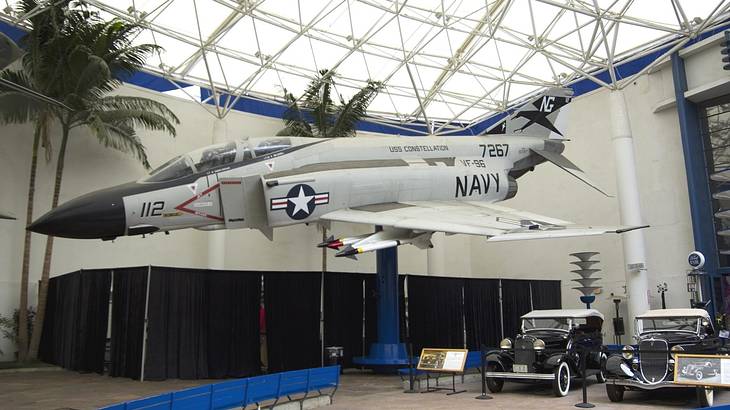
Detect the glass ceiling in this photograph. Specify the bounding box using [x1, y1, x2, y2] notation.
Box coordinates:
[2, 0, 729, 134]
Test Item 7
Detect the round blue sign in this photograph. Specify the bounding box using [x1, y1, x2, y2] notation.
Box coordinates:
[688, 251, 705, 269]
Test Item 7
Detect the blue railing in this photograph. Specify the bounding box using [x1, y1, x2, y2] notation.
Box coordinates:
[100, 365, 340, 410]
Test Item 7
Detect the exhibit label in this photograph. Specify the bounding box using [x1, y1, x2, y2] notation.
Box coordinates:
[674, 354, 730, 387]
[417, 348, 468, 372]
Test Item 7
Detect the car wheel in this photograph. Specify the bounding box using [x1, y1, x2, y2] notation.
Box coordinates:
[596, 354, 607, 383]
[552, 361, 571, 397]
[486, 363, 504, 393]
[696, 370, 704, 381]
[697, 386, 714, 407]
[605, 384, 625, 402]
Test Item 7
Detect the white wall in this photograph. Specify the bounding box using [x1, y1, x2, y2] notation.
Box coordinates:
[0, 37, 723, 358]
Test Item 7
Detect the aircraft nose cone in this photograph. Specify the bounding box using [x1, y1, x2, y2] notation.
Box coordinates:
[28, 188, 127, 240]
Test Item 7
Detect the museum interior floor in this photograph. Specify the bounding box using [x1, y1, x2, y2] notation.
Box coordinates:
[1, 368, 727, 409]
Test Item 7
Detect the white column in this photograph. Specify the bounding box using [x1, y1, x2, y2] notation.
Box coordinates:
[208, 118, 228, 270]
[427, 232, 446, 275]
[609, 90, 650, 333]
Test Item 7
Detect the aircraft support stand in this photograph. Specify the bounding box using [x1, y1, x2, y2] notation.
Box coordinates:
[354, 245, 409, 370]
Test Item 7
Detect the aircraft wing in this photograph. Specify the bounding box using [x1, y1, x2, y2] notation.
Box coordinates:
[320, 201, 646, 241]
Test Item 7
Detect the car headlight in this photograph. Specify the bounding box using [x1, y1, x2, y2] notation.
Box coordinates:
[671, 345, 684, 353]
[533, 338, 546, 350]
[500, 338, 512, 349]
[622, 345, 634, 360]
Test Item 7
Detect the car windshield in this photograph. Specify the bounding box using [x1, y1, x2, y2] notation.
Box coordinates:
[637, 317, 700, 334]
[143, 155, 194, 183]
[523, 318, 571, 332]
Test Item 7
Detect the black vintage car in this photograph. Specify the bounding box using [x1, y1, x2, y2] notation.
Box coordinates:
[604, 308, 724, 407]
[485, 309, 606, 397]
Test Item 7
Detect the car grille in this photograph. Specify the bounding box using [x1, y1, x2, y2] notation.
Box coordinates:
[639, 339, 668, 384]
[515, 337, 536, 371]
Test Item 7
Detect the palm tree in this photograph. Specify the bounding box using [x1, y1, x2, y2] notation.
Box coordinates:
[0, 0, 179, 360]
[277, 69, 382, 276]
[277, 69, 382, 138]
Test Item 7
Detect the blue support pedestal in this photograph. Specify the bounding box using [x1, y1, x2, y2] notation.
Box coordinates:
[353, 246, 409, 368]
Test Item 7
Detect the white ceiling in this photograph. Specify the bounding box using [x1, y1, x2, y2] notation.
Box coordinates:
[3, 0, 729, 134]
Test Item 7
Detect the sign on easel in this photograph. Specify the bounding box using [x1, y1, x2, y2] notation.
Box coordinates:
[417, 348, 468, 372]
[674, 354, 730, 387]
[416, 348, 468, 394]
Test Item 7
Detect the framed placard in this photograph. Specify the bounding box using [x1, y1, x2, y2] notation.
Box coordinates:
[674, 354, 729, 387]
[417, 348, 468, 373]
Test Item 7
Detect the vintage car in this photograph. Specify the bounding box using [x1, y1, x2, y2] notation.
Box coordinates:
[604, 308, 723, 407]
[680, 361, 718, 380]
[485, 309, 605, 397]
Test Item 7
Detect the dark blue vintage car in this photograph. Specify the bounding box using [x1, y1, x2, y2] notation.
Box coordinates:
[485, 309, 605, 397]
[604, 308, 723, 407]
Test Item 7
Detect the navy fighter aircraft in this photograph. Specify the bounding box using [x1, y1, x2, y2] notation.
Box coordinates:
[29, 88, 645, 257]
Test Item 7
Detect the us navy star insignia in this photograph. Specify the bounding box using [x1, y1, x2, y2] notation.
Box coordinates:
[270, 184, 329, 220]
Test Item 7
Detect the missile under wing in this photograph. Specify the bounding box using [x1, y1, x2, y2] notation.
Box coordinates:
[28, 88, 647, 257]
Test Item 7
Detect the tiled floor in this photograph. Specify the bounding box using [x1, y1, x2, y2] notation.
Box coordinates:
[0, 368, 727, 409]
[330, 371, 729, 409]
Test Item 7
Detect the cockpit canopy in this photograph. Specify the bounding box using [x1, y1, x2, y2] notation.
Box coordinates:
[142, 137, 293, 183]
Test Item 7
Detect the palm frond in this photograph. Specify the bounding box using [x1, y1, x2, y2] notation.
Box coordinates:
[0, 70, 45, 124]
[98, 96, 180, 124]
[331, 81, 382, 137]
[86, 115, 150, 168]
[93, 108, 177, 137]
[305, 69, 337, 137]
[281, 90, 313, 137]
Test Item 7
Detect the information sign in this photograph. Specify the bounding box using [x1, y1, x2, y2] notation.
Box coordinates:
[674, 354, 730, 387]
[417, 348, 468, 373]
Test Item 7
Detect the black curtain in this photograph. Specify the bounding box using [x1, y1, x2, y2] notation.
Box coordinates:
[501, 279, 533, 338]
[39, 269, 111, 373]
[264, 272, 321, 372]
[109, 267, 148, 379]
[463, 278, 501, 350]
[531, 280, 562, 310]
[144, 267, 261, 380]
[207, 271, 261, 378]
[323, 272, 365, 368]
[407, 276, 464, 352]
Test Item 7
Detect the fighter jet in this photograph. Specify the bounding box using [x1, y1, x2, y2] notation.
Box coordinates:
[28, 88, 646, 258]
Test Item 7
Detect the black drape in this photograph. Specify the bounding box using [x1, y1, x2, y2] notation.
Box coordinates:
[407, 276, 464, 352]
[109, 267, 148, 379]
[144, 267, 261, 380]
[39, 269, 111, 373]
[531, 280, 562, 310]
[323, 272, 365, 368]
[207, 271, 261, 378]
[463, 278, 501, 350]
[38, 274, 59, 364]
[264, 272, 321, 372]
[501, 279, 533, 338]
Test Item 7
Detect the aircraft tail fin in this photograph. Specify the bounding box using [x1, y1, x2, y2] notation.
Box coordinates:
[483, 87, 573, 139]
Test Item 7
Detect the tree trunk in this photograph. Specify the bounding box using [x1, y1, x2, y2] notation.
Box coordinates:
[27, 125, 69, 360]
[17, 126, 42, 362]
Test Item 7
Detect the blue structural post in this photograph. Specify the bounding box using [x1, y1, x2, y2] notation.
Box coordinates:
[671, 52, 718, 314]
[353, 245, 409, 368]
